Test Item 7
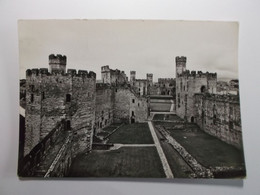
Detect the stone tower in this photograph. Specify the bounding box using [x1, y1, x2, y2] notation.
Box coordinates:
[175, 56, 186, 77]
[49, 54, 67, 73]
[130, 71, 136, 82]
[146, 73, 153, 86]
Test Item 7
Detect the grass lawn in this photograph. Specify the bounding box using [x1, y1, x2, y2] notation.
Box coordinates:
[153, 114, 165, 120]
[150, 102, 171, 112]
[153, 114, 183, 122]
[108, 123, 154, 144]
[68, 147, 165, 178]
[154, 128, 194, 178]
[96, 124, 122, 138]
[168, 129, 245, 168]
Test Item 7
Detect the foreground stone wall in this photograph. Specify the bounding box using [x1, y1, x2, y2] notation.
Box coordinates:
[194, 94, 242, 148]
[19, 121, 73, 177]
[24, 68, 96, 156]
[71, 71, 96, 153]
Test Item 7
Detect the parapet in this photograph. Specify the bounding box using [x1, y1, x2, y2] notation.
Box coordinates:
[179, 70, 217, 79]
[77, 70, 96, 78]
[195, 93, 239, 103]
[101, 65, 110, 72]
[49, 54, 67, 66]
[130, 71, 136, 75]
[176, 56, 187, 63]
[26, 68, 96, 78]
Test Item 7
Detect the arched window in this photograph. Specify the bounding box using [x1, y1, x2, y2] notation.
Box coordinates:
[200, 85, 206, 93]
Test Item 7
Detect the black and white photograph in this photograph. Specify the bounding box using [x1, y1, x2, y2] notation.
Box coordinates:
[18, 19, 246, 178]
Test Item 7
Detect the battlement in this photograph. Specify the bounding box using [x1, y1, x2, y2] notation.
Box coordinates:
[180, 70, 217, 79]
[147, 73, 153, 77]
[195, 93, 239, 103]
[49, 54, 67, 65]
[101, 65, 110, 72]
[26, 68, 96, 78]
[101, 65, 125, 75]
[176, 56, 187, 63]
[130, 71, 136, 75]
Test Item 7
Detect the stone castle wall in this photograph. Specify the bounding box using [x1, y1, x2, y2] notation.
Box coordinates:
[101, 65, 127, 85]
[113, 87, 148, 123]
[71, 71, 96, 153]
[194, 94, 242, 148]
[24, 68, 96, 155]
[95, 84, 115, 133]
[176, 71, 217, 121]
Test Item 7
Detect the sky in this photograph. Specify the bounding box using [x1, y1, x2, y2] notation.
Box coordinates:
[18, 20, 239, 81]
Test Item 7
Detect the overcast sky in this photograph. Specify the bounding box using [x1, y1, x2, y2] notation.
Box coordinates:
[19, 20, 239, 81]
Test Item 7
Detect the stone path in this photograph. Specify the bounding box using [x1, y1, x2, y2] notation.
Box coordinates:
[148, 121, 174, 178]
[170, 100, 174, 112]
[110, 144, 155, 150]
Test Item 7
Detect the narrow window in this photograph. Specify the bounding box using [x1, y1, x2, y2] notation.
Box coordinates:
[66, 94, 71, 102]
[201, 85, 206, 93]
[138, 103, 140, 107]
[30, 94, 34, 103]
[66, 120, 71, 130]
[30, 85, 35, 92]
[132, 99, 135, 103]
[132, 111, 135, 116]
[42, 92, 45, 100]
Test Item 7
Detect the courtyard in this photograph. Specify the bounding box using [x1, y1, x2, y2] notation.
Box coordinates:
[68, 114, 245, 178]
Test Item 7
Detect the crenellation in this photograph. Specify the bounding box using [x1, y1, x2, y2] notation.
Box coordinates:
[176, 56, 241, 148]
[67, 69, 77, 76]
[39, 68, 49, 75]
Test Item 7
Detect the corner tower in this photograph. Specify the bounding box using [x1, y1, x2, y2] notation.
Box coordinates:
[130, 71, 136, 82]
[175, 56, 186, 77]
[146, 73, 153, 85]
[49, 54, 67, 73]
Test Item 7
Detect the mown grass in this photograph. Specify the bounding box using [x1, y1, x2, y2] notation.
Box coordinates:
[153, 114, 183, 121]
[68, 147, 165, 178]
[150, 103, 171, 112]
[154, 128, 194, 178]
[169, 129, 245, 168]
[108, 123, 154, 144]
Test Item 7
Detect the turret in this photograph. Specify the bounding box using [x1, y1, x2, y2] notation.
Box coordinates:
[130, 71, 136, 82]
[49, 54, 67, 73]
[101, 65, 110, 73]
[175, 56, 187, 77]
[146, 73, 153, 85]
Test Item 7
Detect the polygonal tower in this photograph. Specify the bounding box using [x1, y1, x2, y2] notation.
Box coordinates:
[146, 73, 153, 85]
[49, 54, 67, 73]
[175, 56, 186, 77]
[130, 71, 136, 82]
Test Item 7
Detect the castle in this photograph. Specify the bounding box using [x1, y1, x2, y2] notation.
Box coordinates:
[19, 54, 243, 177]
[24, 55, 152, 157]
[175, 56, 242, 148]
